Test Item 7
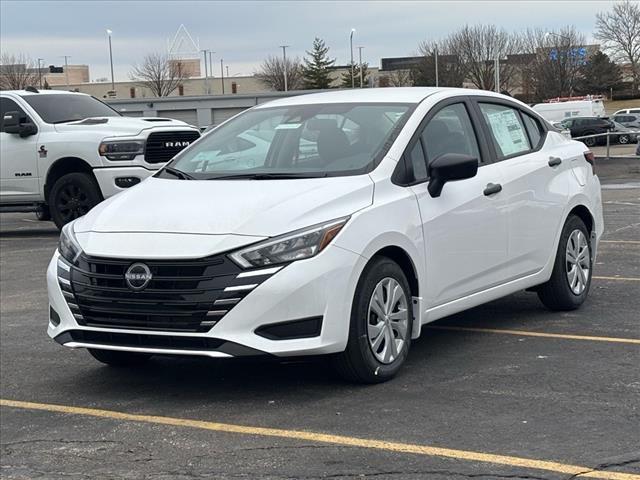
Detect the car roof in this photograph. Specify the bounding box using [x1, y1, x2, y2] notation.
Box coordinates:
[254, 87, 510, 109]
[0, 89, 88, 97]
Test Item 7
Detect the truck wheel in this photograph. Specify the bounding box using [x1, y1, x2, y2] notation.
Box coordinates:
[35, 204, 51, 221]
[49, 173, 103, 229]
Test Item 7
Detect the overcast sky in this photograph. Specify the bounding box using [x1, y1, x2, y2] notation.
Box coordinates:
[0, 0, 613, 82]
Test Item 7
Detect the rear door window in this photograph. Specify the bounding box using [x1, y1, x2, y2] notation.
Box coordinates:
[478, 103, 531, 158]
[522, 113, 543, 149]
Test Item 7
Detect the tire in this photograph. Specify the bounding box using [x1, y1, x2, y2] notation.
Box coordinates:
[49, 172, 103, 229]
[88, 349, 152, 367]
[332, 257, 413, 384]
[35, 204, 51, 221]
[618, 134, 630, 145]
[582, 133, 597, 147]
[537, 215, 592, 311]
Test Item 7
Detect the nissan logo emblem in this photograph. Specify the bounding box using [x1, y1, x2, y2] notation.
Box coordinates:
[124, 262, 152, 291]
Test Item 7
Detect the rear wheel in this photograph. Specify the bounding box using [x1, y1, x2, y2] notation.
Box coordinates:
[582, 133, 597, 147]
[537, 215, 592, 311]
[35, 204, 51, 221]
[88, 349, 152, 367]
[332, 257, 412, 383]
[49, 172, 103, 229]
[618, 134, 630, 144]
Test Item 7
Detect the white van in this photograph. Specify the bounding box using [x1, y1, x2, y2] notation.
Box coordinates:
[533, 100, 606, 123]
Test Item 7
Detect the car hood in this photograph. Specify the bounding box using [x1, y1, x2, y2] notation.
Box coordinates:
[53, 116, 194, 136]
[74, 175, 374, 237]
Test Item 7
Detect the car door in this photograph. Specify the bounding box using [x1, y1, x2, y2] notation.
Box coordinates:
[406, 99, 509, 307]
[473, 100, 569, 279]
[0, 97, 41, 202]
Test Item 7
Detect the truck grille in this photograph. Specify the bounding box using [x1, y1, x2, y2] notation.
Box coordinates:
[144, 131, 200, 164]
[56, 254, 277, 333]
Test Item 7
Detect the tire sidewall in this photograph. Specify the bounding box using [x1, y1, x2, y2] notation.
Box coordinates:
[348, 257, 413, 382]
[49, 172, 102, 229]
[556, 216, 593, 306]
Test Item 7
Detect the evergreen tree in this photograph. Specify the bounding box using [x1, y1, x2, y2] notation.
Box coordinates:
[576, 51, 622, 95]
[340, 62, 370, 88]
[302, 38, 335, 89]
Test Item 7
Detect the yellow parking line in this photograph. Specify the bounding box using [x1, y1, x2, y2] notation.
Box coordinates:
[427, 326, 640, 345]
[593, 276, 640, 282]
[1, 399, 638, 480]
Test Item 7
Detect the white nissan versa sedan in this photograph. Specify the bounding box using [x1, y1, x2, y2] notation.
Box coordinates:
[47, 88, 603, 383]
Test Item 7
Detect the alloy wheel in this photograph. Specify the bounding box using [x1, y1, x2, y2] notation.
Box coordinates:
[565, 229, 590, 295]
[367, 277, 409, 364]
[57, 183, 92, 223]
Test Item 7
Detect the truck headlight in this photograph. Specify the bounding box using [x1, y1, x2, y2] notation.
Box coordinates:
[229, 217, 349, 268]
[58, 221, 83, 265]
[99, 140, 145, 160]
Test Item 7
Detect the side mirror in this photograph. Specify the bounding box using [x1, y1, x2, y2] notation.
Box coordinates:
[3, 111, 37, 138]
[427, 153, 478, 198]
[3, 111, 20, 133]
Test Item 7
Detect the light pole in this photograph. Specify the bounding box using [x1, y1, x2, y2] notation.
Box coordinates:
[494, 56, 500, 93]
[350, 28, 355, 88]
[279, 45, 289, 92]
[106, 29, 115, 91]
[357, 46, 364, 88]
[201, 49, 209, 78]
[434, 45, 439, 87]
[37, 58, 44, 89]
[220, 58, 225, 94]
[61, 55, 71, 88]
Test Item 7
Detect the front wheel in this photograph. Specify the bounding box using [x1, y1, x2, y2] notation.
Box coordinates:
[582, 134, 597, 147]
[88, 349, 152, 367]
[618, 134, 630, 144]
[332, 257, 413, 383]
[537, 215, 592, 311]
[49, 172, 103, 229]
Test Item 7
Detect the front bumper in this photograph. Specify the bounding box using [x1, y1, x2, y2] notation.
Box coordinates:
[93, 166, 158, 198]
[47, 245, 367, 358]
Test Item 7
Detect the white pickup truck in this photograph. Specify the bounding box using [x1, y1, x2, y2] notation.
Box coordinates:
[0, 88, 200, 228]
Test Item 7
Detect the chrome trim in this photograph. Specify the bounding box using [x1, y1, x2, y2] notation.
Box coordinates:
[62, 290, 75, 299]
[57, 260, 71, 272]
[224, 284, 258, 292]
[58, 277, 71, 287]
[199, 320, 218, 327]
[73, 313, 84, 320]
[214, 298, 241, 306]
[236, 266, 282, 278]
[206, 310, 228, 316]
[61, 342, 232, 358]
[67, 302, 79, 310]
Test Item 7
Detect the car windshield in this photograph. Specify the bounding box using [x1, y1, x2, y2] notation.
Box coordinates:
[166, 102, 414, 179]
[22, 94, 120, 124]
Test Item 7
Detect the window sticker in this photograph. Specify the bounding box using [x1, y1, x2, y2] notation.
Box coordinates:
[486, 109, 529, 156]
[275, 123, 303, 130]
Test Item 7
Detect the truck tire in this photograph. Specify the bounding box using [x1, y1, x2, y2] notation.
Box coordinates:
[35, 204, 51, 221]
[49, 172, 103, 229]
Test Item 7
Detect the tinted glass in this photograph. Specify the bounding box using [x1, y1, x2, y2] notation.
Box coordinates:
[170, 103, 414, 178]
[421, 103, 480, 163]
[22, 94, 119, 123]
[479, 103, 531, 158]
[522, 113, 543, 148]
[408, 139, 428, 182]
[0, 97, 28, 132]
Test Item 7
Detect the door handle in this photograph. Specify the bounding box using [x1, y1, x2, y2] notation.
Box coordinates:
[548, 156, 562, 167]
[483, 183, 502, 196]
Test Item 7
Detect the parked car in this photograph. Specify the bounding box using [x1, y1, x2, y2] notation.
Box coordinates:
[610, 121, 638, 144]
[613, 108, 640, 115]
[611, 113, 640, 130]
[0, 88, 200, 228]
[48, 88, 603, 383]
[559, 116, 614, 147]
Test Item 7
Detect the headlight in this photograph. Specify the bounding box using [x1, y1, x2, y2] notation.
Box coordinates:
[98, 140, 145, 161]
[229, 217, 349, 268]
[59, 221, 83, 265]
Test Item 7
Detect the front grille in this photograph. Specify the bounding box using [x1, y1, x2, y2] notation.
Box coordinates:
[144, 130, 200, 164]
[56, 254, 276, 333]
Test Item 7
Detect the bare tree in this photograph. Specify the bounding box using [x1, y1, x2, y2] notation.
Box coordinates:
[595, 0, 640, 91]
[0, 53, 41, 90]
[130, 53, 189, 97]
[446, 25, 522, 92]
[255, 55, 302, 91]
[411, 40, 465, 88]
[523, 27, 587, 101]
[388, 69, 412, 87]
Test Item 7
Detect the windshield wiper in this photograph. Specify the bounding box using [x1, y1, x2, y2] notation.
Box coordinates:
[205, 172, 328, 180]
[158, 166, 195, 180]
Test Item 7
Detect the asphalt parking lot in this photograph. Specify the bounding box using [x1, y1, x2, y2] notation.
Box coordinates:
[1, 159, 639, 480]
